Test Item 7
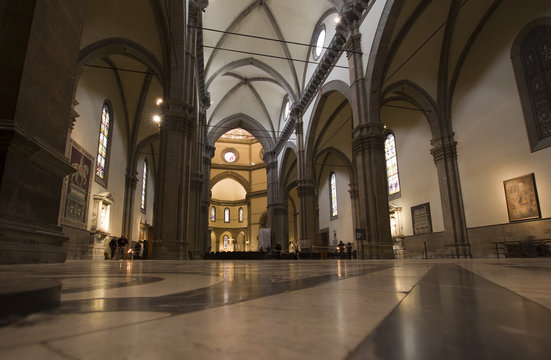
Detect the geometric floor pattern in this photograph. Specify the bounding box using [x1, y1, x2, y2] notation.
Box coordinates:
[1, 259, 550, 359]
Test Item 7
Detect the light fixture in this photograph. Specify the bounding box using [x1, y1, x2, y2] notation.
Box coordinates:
[335, 16, 341, 24]
[153, 115, 161, 123]
[156, 98, 163, 106]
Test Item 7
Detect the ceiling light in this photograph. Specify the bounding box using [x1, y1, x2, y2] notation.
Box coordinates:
[335, 16, 341, 24]
[155, 98, 163, 106]
[153, 115, 161, 123]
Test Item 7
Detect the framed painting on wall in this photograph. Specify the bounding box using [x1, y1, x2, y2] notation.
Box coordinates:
[503, 173, 541, 222]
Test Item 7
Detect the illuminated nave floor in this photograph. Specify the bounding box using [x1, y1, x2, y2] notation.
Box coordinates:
[1, 258, 551, 359]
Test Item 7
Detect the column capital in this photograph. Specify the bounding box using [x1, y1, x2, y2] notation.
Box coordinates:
[125, 171, 139, 189]
[345, 33, 362, 59]
[430, 135, 458, 164]
[297, 181, 316, 197]
[352, 123, 385, 154]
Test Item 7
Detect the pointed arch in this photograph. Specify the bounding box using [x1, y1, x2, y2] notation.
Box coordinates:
[77, 37, 165, 88]
[207, 113, 275, 152]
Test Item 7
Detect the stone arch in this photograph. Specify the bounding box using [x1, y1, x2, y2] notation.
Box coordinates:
[314, 146, 355, 186]
[304, 82, 352, 180]
[207, 113, 275, 152]
[381, 79, 442, 138]
[76, 37, 165, 89]
[210, 172, 251, 193]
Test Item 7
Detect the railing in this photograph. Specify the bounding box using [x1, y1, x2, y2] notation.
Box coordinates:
[491, 239, 551, 259]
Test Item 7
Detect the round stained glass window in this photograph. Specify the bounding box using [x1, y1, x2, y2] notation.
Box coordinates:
[223, 150, 237, 163]
[284, 101, 291, 120]
[315, 28, 326, 58]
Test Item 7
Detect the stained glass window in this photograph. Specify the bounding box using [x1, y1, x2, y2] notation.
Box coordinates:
[385, 133, 401, 197]
[96, 102, 112, 181]
[223, 150, 237, 163]
[330, 172, 337, 219]
[239, 207, 244, 222]
[211, 207, 216, 222]
[224, 208, 230, 223]
[140, 160, 147, 211]
[520, 25, 551, 141]
[223, 235, 229, 250]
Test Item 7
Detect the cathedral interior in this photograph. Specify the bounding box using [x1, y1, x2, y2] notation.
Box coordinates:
[1, 0, 550, 358]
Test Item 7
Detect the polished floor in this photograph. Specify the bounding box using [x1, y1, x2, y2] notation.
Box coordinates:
[0, 258, 550, 359]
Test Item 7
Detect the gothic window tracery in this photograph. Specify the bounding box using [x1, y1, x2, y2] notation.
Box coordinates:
[140, 160, 147, 211]
[330, 172, 338, 219]
[385, 133, 401, 199]
[95, 101, 113, 186]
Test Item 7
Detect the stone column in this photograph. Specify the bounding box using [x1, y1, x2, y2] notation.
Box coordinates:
[202, 144, 215, 253]
[430, 134, 471, 257]
[0, 0, 85, 264]
[154, 107, 195, 259]
[121, 171, 138, 238]
[153, 0, 200, 259]
[264, 151, 285, 249]
[295, 120, 318, 251]
[347, 27, 393, 259]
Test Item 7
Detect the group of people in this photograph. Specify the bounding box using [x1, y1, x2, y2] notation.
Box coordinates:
[337, 240, 353, 259]
[104, 235, 143, 260]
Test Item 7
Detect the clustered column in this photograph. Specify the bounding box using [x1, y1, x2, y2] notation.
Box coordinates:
[347, 25, 393, 259]
[430, 134, 471, 257]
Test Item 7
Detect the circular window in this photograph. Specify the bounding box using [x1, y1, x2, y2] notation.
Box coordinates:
[315, 28, 326, 59]
[223, 149, 238, 163]
[284, 101, 291, 121]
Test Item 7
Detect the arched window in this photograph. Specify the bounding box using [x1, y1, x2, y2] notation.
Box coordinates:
[238, 207, 244, 222]
[95, 101, 113, 186]
[224, 208, 230, 223]
[512, 21, 551, 151]
[140, 159, 147, 211]
[223, 235, 229, 250]
[210, 207, 216, 222]
[385, 133, 401, 199]
[329, 172, 338, 220]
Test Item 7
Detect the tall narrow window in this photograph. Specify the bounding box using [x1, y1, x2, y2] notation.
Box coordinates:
[211, 206, 216, 222]
[330, 172, 338, 219]
[238, 207, 244, 222]
[224, 208, 230, 223]
[385, 133, 401, 199]
[512, 22, 551, 151]
[140, 160, 147, 211]
[223, 235, 229, 250]
[96, 101, 113, 186]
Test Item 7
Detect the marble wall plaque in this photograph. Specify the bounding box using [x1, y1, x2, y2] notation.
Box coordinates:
[411, 203, 432, 235]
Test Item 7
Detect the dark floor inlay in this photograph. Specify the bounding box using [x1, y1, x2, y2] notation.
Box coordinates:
[59, 264, 391, 315]
[347, 264, 551, 360]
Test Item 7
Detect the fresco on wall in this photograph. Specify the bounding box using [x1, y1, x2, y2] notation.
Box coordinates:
[504, 173, 541, 222]
[63, 141, 93, 227]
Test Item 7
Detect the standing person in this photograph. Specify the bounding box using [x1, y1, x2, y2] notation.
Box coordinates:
[117, 234, 128, 260]
[346, 242, 352, 259]
[338, 240, 345, 259]
[109, 237, 117, 260]
[275, 242, 282, 259]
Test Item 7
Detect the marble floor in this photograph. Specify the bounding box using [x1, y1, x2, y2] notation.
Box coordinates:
[0, 258, 550, 359]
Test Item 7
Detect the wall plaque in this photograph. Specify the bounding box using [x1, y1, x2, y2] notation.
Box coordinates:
[411, 203, 432, 235]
